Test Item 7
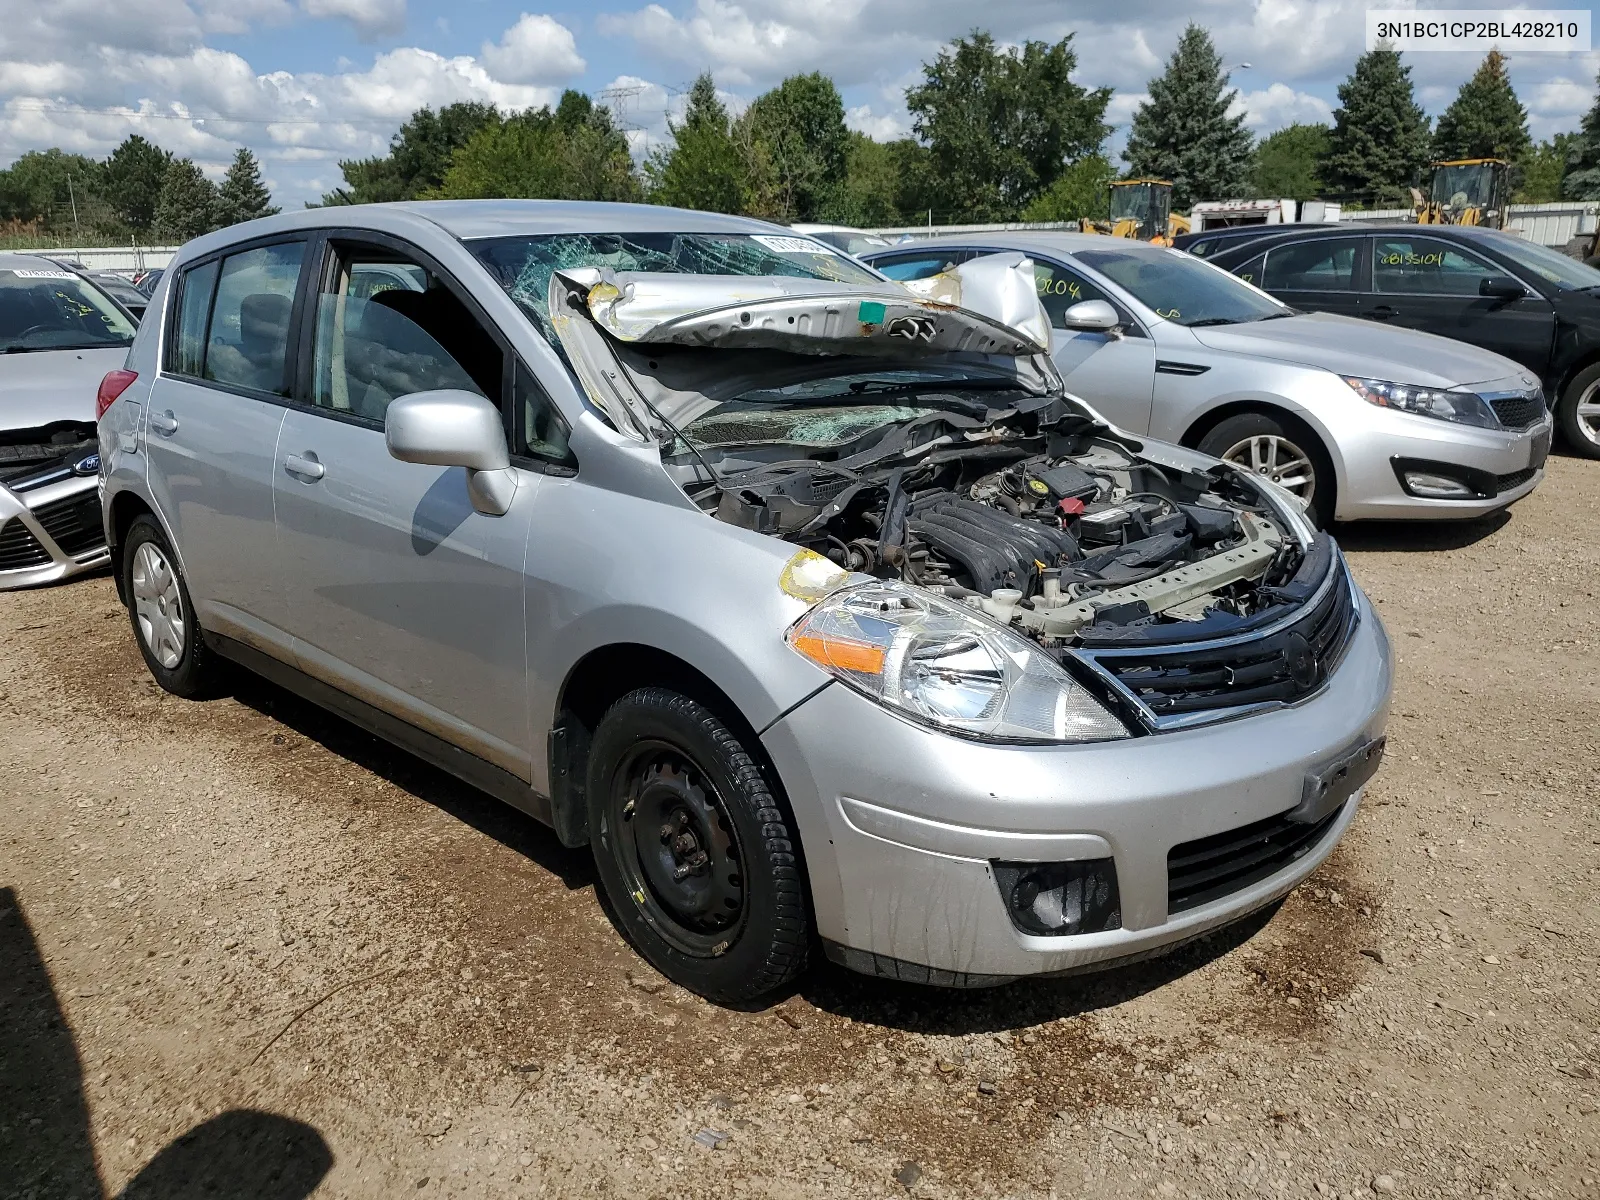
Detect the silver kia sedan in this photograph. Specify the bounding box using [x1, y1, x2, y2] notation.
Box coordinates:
[99, 202, 1391, 1000]
[862, 234, 1553, 527]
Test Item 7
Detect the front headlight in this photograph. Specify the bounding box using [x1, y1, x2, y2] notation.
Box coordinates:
[1342, 376, 1498, 429]
[787, 581, 1128, 743]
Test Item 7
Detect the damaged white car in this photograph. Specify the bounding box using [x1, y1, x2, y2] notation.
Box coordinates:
[101, 203, 1391, 1000]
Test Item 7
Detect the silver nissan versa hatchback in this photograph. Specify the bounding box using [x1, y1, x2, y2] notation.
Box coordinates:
[99, 202, 1392, 1001]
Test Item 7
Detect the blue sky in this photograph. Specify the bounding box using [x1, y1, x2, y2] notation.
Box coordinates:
[3, 0, 1597, 211]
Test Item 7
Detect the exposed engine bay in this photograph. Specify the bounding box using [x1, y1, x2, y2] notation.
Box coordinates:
[678, 398, 1323, 649]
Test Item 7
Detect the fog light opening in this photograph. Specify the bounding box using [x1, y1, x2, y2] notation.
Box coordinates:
[991, 859, 1122, 936]
[1402, 470, 1478, 499]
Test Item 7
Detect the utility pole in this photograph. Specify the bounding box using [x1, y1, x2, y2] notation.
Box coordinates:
[66, 175, 80, 239]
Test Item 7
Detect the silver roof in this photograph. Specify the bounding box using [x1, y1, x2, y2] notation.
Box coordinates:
[869, 231, 1174, 260]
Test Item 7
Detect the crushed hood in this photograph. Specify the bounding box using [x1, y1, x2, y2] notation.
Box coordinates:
[549, 261, 1060, 437]
[1188, 311, 1524, 389]
[0, 346, 125, 433]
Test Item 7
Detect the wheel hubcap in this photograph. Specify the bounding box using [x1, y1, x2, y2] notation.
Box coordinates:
[1576, 380, 1600, 447]
[1221, 434, 1316, 501]
[613, 746, 746, 956]
[131, 542, 185, 669]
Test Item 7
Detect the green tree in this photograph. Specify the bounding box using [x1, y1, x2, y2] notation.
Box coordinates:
[1516, 133, 1575, 202]
[0, 149, 106, 229]
[906, 30, 1110, 221]
[104, 135, 173, 233]
[1322, 49, 1431, 206]
[152, 159, 219, 243]
[646, 74, 751, 214]
[1123, 24, 1254, 211]
[1432, 50, 1530, 163]
[1020, 152, 1115, 222]
[215, 148, 279, 226]
[322, 102, 499, 205]
[1562, 70, 1600, 199]
[738, 73, 849, 222]
[1252, 123, 1330, 200]
[434, 91, 641, 202]
[817, 132, 902, 226]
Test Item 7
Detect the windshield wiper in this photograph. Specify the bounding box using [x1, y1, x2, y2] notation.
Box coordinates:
[1252, 311, 1296, 321]
[1183, 317, 1242, 327]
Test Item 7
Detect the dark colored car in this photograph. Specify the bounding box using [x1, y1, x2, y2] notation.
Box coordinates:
[1203, 224, 1600, 457]
[1172, 225, 1292, 259]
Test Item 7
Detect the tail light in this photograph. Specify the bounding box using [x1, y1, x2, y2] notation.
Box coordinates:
[96, 369, 138, 420]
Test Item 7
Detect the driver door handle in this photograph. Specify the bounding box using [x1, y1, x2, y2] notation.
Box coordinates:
[283, 452, 325, 481]
[149, 410, 179, 435]
[1366, 305, 1398, 320]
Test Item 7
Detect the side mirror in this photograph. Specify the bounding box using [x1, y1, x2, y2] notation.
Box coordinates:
[386, 389, 517, 516]
[1479, 275, 1526, 300]
[1061, 299, 1122, 333]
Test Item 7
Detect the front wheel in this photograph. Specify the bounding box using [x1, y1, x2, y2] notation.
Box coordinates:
[1556, 363, 1600, 459]
[1198, 411, 1335, 527]
[586, 688, 810, 1003]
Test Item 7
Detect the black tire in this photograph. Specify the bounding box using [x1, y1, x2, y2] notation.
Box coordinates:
[1555, 362, 1600, 460]
[586, 687, 809, 1003]
[1197, 410, 1336, 528]
[122, 514, 226, 699]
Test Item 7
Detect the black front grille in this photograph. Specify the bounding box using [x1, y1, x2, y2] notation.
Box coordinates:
[30, 493, 105, 557]
[1488, 393, 1545, 430]
[1496, 466, 1537, 492]
[1088, 560, 1356, 720]
[1167, 804, 1343, 913]
[0, 518, 51, 570]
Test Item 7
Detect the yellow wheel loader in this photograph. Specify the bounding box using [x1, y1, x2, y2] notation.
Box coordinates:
[1411, 159, 1510, 229]
[1081, 180, 1192, 245]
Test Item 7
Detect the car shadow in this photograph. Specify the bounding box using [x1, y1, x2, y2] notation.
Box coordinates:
[1332, 508, 1511, 553]
[0, 886, 333, 1200]
[795, 902, 1279, 1035]
[224, 671, 595, 892]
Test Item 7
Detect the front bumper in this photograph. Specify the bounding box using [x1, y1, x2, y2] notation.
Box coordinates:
[0, 473, 110, 589]
[1332, 405, 1552, 522]
[761, 589, 1392, 984]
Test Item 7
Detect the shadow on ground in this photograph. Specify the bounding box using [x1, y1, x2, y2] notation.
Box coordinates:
[0, 886, 334, 1200]
[1333, 508, 1511, 553]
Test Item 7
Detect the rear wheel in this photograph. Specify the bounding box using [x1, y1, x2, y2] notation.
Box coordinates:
[1198, 411, 1335, 527]
[586, 687, 809, 1003]
[122, 514, 226, 698]
[1556, 363, 1600, 460]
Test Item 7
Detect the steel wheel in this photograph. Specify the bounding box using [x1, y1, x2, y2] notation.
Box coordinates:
[1220, 433, 1317, 502]
[1574, 378, 1600, 449]
[131, 541, 185, 669]
[611, 740, 747, 957]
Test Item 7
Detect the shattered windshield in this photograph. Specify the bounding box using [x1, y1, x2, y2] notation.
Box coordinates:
[468, 232, 881, 344]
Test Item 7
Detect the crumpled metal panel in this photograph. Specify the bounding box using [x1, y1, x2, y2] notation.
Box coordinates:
[900, 252, 1052, 353]
[565, 266, 1049, 358]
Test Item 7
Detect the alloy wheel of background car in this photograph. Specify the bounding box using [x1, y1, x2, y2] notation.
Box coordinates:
[1198, 411, 1335, 527]
[586, 687, 809, 1003]
[1557, 364, 1600, 460]
[131, 541, 185, 669]
[121, 514, 226, 700]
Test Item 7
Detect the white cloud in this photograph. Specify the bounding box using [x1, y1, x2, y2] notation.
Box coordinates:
[480, 14, 586, 85]
[298, 0, 406, 41]
[1232, 82, 1333, 131]
[845, 104, 908, 141]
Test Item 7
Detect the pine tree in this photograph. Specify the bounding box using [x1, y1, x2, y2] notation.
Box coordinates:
[1322, 50, 1431, 206]
[1563, 69, 1600, 199]
[1122, 24, 1253, 211]
[215, 149, 279, 227]
[1432, 50, 1530, 163]
[104, 134, 173, 233]
[645, 74, 750, 214]
[152, 160, 218, 243]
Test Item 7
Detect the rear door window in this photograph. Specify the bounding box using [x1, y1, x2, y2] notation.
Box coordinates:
[203, 243, 306, 396]
[169, 259, 219, 377]
[1372, 237, 1497, 296]
[1262, 238, 1362, 291]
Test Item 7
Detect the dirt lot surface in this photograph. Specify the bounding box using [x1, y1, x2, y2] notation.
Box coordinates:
[2, 455, 1598, 1200]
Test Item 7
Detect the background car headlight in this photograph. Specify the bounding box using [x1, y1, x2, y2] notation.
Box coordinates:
[1342, 376, 1498, 429]
[787, 581, 1128, 743]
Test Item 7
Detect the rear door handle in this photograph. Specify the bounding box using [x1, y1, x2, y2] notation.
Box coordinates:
[1366, 305, 1398, 320]
[283, 452, 325, 481]
[149, 410, 179, 435]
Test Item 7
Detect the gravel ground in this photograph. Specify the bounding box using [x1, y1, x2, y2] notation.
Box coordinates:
[2, 454, 1597, 1200]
